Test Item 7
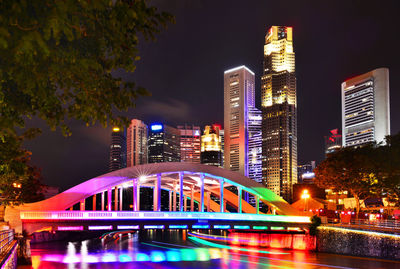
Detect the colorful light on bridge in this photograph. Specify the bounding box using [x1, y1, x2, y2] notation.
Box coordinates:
[144, 225, 164, 229]
[117, 225, 139, 230]
[192, 224, 210, 229]
[169, 225, 188, 229]
[57, 226, 84, 231]
[88, 225, 113, 230]
[213, 225, 230, 229]
[234, 225, 250, 229]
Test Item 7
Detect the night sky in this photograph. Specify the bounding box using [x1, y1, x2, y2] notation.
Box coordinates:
[25, 0, 400, 191]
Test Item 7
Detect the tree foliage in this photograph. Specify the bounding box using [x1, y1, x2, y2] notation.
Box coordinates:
[314, 133, 400, 211]
[314, 144, 378, 214]
[0, 0, 173, 205]
[0, 132, 45, 205]
[0, 0, 173, 136]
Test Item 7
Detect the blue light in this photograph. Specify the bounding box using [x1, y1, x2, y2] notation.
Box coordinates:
[118, 254, 133, 262]
[136, 253, 150, 262]
[166, 251, 181, 262]
[144, 225, 164, 229]
[151, 251, 166, 262]
[150, 124, 163, 131]
[169, 225, 188, 229]
[213, 225, 230, 229]
[192, 224, 209, 229]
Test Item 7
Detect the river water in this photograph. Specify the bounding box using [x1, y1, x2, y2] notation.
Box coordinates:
[20, 230, 400, 269]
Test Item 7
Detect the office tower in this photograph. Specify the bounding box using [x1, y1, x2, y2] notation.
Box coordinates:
[219, 128, 224, 167]
[261, 26, 297, 202]
[325, 129, 342, 155]
[126, 119, 148, 167]
[342, 68, 390, 147]
[297, 161, 316, 184]
[177, 124, 201, 163]
[109, 127, 127, 172]
[248, 108, 263, 183]
[224, 65, 255, 177]
[200, 125, 223, 167]
[148, 123, 180, 163]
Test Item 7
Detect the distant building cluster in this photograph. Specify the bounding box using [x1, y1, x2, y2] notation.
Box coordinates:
[108, 26, 391, 205]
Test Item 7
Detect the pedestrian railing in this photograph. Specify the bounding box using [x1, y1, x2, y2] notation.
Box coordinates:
[0, 230, 14, 254]
[325, 219, 400, 232]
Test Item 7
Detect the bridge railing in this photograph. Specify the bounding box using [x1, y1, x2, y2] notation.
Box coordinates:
[20, 211, 311, 223]
[0, 229, 14, 255]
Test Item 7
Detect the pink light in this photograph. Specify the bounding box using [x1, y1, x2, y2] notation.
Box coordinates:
[57, 226, 84, 231]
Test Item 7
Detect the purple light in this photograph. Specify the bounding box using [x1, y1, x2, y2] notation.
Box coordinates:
[117, 225, 139, 229]
[88, 225, 112, 230]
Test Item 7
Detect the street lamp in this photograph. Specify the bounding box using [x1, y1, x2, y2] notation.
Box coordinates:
[301, 189, 310, 211]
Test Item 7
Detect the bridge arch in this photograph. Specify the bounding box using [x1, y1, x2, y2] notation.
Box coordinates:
[5, 163, 301, 232]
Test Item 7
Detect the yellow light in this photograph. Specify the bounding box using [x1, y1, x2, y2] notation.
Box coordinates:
[112, 127, 120, 132]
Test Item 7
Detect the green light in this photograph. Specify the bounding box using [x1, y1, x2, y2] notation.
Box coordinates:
[213, 225, 230, 229]
[188, 236, 288, 255]
[180, 249, 197, 261]
[136, 253, 150, 261]
[271, 227, 285, 230]
[195, 248, 210, 261]
[253, 226, 269, 230]
[234, 225, 250, 229]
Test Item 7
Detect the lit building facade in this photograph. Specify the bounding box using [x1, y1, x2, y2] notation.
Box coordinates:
[341, 68, 390, 147]
[177, 124, 201, 163]
[200, 125, 223, 167]
[224, 65, 255, 177]
[324, 129, 342, 155]
[297, 161, 316, 184]
[127, 119, 148, 167]
[248, 108, 262, 183]
[261, 26, 297, 202]
[219, 128, 224, 167]
[148, 123, 180, 163]
[109, 127, 127, 172]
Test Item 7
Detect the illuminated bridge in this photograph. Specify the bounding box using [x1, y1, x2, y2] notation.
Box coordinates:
[5, 163, 310, 234]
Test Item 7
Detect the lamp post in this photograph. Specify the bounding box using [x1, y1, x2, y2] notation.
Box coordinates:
[301, 189, 310, 211]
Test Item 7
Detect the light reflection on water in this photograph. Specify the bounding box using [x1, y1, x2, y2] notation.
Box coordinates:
[24, 230, 400, 269]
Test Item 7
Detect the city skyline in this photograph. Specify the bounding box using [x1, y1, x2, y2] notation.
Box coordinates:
[24, 1, 400, 190]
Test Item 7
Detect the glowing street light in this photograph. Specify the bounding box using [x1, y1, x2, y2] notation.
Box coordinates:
[301, 189, 310, 211]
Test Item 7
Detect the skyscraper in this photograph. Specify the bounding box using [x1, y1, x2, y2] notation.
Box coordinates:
[148, 123, 180, 163]
[127, 119, 148, 167]
[261, 26, 297, 202]
[341, 68, 390, 147]
[224, 65, 255, 177]
[109, 127, 127, 172]
[325, 129, 342, 155]
[200, 125, 223, 167]
[177, 124, 201, 163]
[248, 108, 262, 183]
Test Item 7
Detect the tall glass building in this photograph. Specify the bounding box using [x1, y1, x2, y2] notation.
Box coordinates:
[127, 119, 148, 167]
[261, 26, 297, 202]
[248, 108, 262, 183]
[109, 127, 127, 172]
[224, 65, 262, 185]
[341, 68, 390, 147]
[148, 123, 180, 163]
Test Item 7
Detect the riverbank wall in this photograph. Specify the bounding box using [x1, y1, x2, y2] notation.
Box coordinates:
[316, 226, 400, 260]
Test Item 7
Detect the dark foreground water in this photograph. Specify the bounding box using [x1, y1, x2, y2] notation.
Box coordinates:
[20, 230, 400, 269]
